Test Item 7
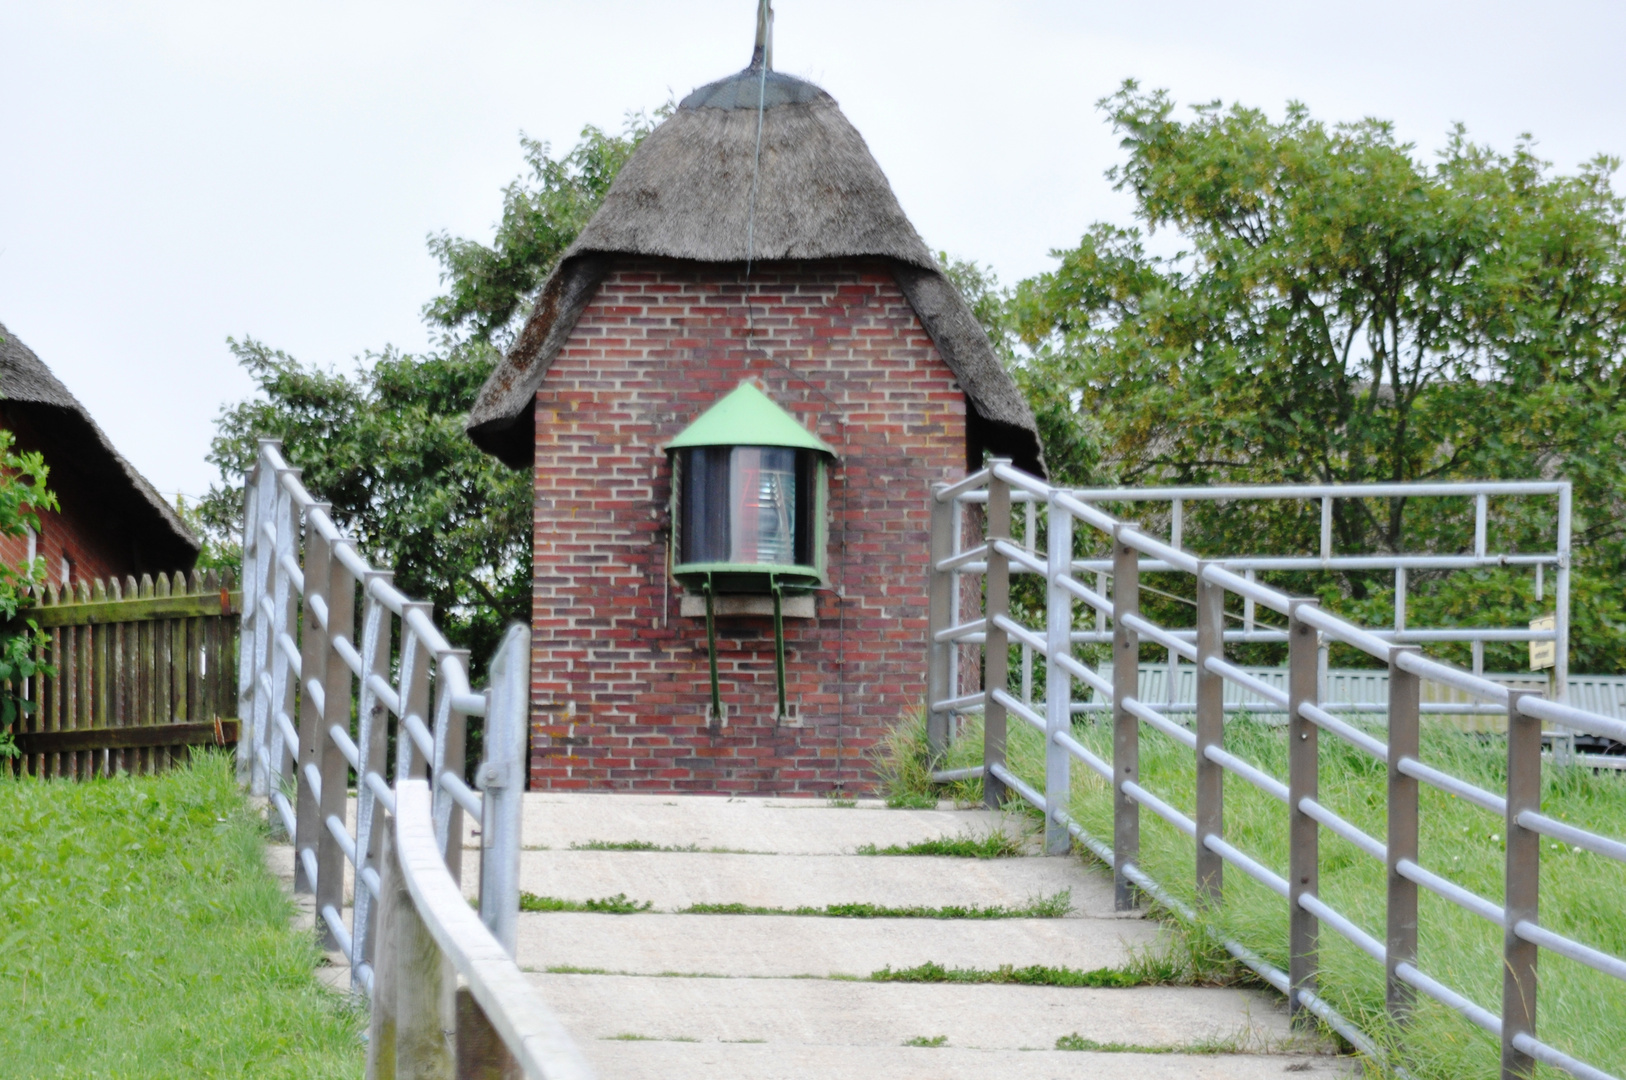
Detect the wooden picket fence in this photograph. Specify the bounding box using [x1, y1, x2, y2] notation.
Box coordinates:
[7, 569, 241, 778]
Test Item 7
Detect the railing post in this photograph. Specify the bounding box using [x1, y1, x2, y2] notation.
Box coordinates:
[456, 986, 520, 1080]
[294, 506, 332, 894]
[366, 814, 402, 1080]
[398, 604, 435, 782]
[1287, 599, 1321, 1025]
[479, 625, 529, 956]
[266, 468, 301, 827]
[982, 462, 1012, 809]
[317, 520, 356, 951]
[1502, 689, 1541, 1080]
[1044, 495, 1072, 855]
[927, 483, 953, 761]
[393, 831, 456, 1079]
[247, 445, 280, 796]
[1111, 525, 1140, 910]
[1194, 564, 1224, 906]
[433, 648, 472, 884]
[237, 453, 262, 787]
[353, 569, 396, 981]
[1386, 644, 1421, 1020]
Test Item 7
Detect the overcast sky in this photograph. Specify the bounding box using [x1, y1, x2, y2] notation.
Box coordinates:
[3, 0, 1623, 503]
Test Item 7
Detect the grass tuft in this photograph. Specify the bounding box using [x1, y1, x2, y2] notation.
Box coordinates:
[679, 890, 1070, 919]
[903, 1035, 949, 1048]
[1054, 1032, 1237, 1054]
[872, 961, 1144, 988]
[520, 892, 653, 914]
[855, 831, 1024, 858]
[0, 753, 362, 1077]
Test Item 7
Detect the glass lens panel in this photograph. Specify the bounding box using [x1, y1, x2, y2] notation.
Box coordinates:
[678, 447, 730, 564]
[729, 446, 797, 566]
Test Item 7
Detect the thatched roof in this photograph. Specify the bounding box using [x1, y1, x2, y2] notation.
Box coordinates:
[0, 320, 199, 568]
[466, 65, 1044, 476]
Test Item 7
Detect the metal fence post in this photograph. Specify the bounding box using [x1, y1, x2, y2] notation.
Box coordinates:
[1044, 497, 1073, 855]
[398, 604, 435, 782]
[294, 507, 332, 894]
[266, 468, 301, 826]
[1194, 565, 1224, 906]
[983, 464, 1012, 809]
[927, 484, 953, 760]
[237, 454, 263, 787]
[1111, 526, 1140, 910]
[353, 570, 395, 979]
[479, 625, 529, 957]
[316, 525, 356, 951]
[433, 648, 472, 884]
[1386, 644, 1421, 1020]
[1502, 690, 1541, 1080]
[1287, 599, 1321, 1025]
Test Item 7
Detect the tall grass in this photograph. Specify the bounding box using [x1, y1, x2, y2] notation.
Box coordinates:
[902, 711, 1626, 1078]
[0, 753, 363, 1078]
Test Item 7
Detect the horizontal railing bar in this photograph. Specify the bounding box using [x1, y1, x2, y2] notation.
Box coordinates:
[307, 593, 328, 631]
[438, 771, 484, 820]
[932, 691, 987, 713]
[1396, 858, 1505, 926]
[401, 713, 435, 761]
[993, 539, 1047, 576]
[1196, 562, 1293, 615]
[366, 674, 401, 718]
[320, 904, 353, 965]
[1048, 490, 1120, 534]
[936, 542, 990, 573]
[1071, 699, 1512, 717]
[934, 618, 987, 644]
[1121, 612, 1198, 661]
[274, 711, 301, 759]
[1394, 961, 1501, 1036]
[1300, 703, 1390, 761]
[366, 575, 408, 615]
[299, 845, 319, 893]
[934, 467, 993, 503]
[1204, 745, 1289, 803]
[1394, 650, 1509, 704]
[1055, 651, 1113, 700]
[1397, 756, 1507, 816]
[1519, 695, 1626, 744]
[270, 790, 297, 840]
[1204, 834, 1289, 899]
[1054, 572, 1113, 617]
[1298, 797, 1387, 862]
[365, 771, 396, 816]
[1123, 780, 1197, 838]
[332, 635, 363, 679]
[993, 614, 1047, 655]
[278, 553, 305, 595]
[992, 689, 1046, 733]
[276, 633, 302, 677]
[1518, 811, 1626, 864]
[1122, 696, 1197, 749]
[1298, 892, 1385, 961]
[1063, 479, 1567, 501]
[361, 866, 381, 900]
[451, 691, 485, 717]
[404, 609, 454, 659]
[1515, 919, 1626, 982]
[326, 814, 358, 867]
[989, 462, 1053, 500]
[1203, 657, 1289, 707]
[1294, 604, 1392, 662]
[989, 762, 1045, 813]
[1118, 526, 1200, 575]
[304, 677, 325, 717]
[301, 762, 322, 804]
[332, 540, 371, 581]
[329, 724, 360, 771]
[1513, 1033, 1622, 1080]
[1053, 728, 1113, 782]
[930, 765, 985, 783]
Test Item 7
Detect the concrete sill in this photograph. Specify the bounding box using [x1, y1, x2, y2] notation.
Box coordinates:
[679, 594, 816, 619]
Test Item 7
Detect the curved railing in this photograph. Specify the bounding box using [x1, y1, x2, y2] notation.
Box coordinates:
[928, 460, 1625, 1080]
[237, 440, 591, 1079]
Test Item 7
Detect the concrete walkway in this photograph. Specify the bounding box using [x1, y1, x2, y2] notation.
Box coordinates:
[513, 792, 1354, 1079]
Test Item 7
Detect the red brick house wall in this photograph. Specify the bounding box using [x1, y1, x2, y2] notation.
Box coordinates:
[528, 257, 967, 794]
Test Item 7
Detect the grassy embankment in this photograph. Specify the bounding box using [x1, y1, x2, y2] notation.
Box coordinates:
[0, 753, 363, 1079]
[882, 711, 1626, 1079]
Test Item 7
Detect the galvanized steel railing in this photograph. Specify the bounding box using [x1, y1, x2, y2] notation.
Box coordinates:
[927, 461, 1625, 1080]
[238, 440, 590, 1079]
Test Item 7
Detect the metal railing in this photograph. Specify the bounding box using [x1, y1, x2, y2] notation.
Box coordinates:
[927, 461, 1625, 1080]
[238, 440, 590, 1079]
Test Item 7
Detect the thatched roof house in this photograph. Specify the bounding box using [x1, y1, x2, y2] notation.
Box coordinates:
[0, 320, 198, 578]
[466, 64, 1043, 475]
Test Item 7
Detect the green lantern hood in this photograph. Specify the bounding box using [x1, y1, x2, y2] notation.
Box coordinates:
[665, 381, 835, 456]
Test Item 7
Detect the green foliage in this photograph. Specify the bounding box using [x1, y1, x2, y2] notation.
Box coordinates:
[871, 961, 1144, 988]
[679, 892, 1072, 919]
[0, 754, 362, 1077]
[519, 892, 653, 914]
[0, 428, 57, 753]
[854, 831, 1025, 858]
[200, 113, 666, 666]
[981, 84, 1626, 671]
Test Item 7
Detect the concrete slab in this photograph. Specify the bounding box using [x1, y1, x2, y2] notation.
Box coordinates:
[517, 850, 1126, 916]
[515, 791, 1027, 855]
[516, 912, 1164, 978]
[586, 1042, 1356, 1080]
[531, 972, 1301, 1052]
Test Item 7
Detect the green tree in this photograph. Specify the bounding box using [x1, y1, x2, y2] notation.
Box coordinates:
[1004, 84, 1626, 671]
[199, 112, 664, 665]
[0, 429, 57, 758]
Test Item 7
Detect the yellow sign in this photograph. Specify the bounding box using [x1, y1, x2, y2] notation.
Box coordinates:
[1529, 615, 1556, 671]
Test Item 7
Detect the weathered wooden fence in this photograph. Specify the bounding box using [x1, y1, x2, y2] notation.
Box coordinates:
[8, 569, 240, 778]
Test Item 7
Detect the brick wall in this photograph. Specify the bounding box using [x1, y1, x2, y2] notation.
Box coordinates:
[528, 257, 968, 795]
[0, 499, 124, 587]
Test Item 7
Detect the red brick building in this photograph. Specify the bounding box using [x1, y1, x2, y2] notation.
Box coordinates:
[467, 52, 1042, 795]
[0, 321, 198, 585]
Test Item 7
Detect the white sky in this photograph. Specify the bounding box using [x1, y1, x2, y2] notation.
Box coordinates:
[2, 0, 1623, 502]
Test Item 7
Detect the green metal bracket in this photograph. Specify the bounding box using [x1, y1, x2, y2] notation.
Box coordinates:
[703, 573, 722, 723]
[770, 573, 787, 721]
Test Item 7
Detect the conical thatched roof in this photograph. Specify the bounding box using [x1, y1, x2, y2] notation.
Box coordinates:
[0, 320, 199, 568]
[466, 65, 1045, 476]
